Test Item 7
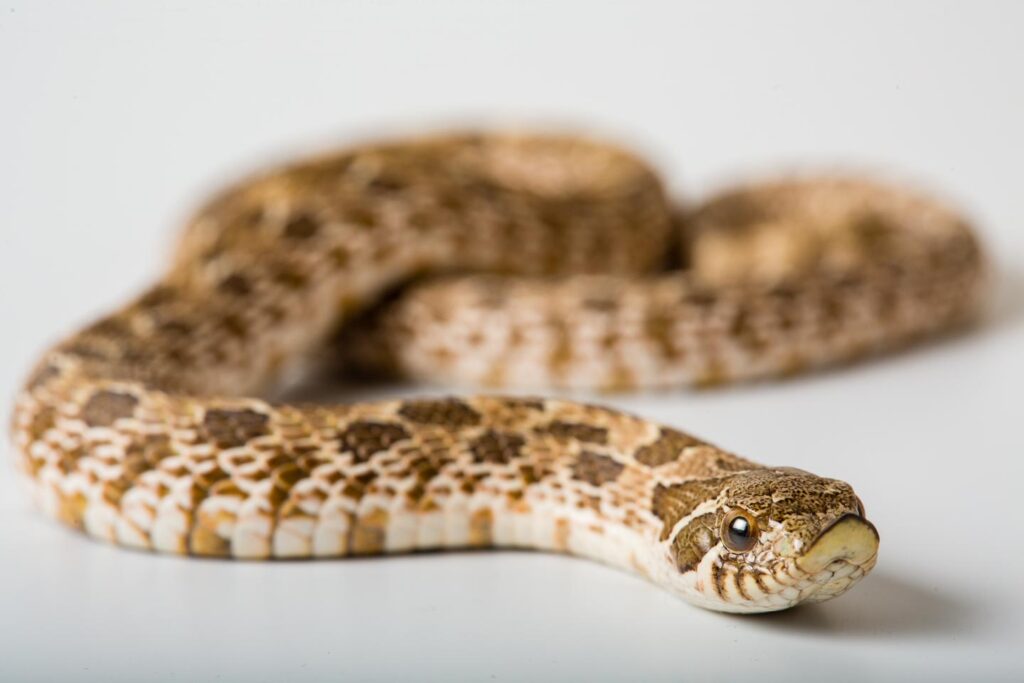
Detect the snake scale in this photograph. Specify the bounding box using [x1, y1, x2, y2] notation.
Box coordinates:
[10, 132, 984, 612]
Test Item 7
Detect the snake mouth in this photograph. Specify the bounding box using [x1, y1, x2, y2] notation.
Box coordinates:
[783, 514, 879, 606]
[789, 513, 879, 604]
[796, 513, 879, 575]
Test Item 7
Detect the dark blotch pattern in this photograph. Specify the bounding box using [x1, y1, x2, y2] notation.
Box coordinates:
[139, 285, 178, 307]
[219, 314, 249, 338]
[469, 430, 525, 464]
[503, 398, 546, 411]
[671, 512, 717, 572]
[85, 317, 130, 338]
[538, 420, 608, 445]
[635, 429, 704, 467]
[283, 214, 320, 239]
[202, 408, 270, 448]
[160, 319, 194, 337]
[219, 273, 252, 296]
[272, 265, 309, 290]
[644, 311, 679, 359]
[581, 297, 619, 312]
[338, 420, 412, 463]
[572, 451, 625, 487]
[397, 398, 481, 428]
[652, 477, 734, 540]
[81, 391, 139, 427]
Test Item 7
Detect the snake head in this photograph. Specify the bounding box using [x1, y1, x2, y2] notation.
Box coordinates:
[661, 467, 878, 613]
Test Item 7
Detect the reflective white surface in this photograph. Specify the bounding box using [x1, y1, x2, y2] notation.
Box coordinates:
[1, 2, 1022, 680]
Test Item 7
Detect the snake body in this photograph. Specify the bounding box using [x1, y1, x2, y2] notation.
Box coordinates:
[10, 133, 984, 612]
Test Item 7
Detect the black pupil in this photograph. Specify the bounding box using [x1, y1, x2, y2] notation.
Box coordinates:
[730, 517, 751, 539]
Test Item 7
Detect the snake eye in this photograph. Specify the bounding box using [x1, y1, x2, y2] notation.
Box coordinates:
[721, 510, 759, 553]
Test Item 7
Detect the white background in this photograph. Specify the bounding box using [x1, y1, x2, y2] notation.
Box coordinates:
[2, 2, 1022, 681]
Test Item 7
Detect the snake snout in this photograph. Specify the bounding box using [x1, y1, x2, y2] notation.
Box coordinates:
[795, 513, 879, 575]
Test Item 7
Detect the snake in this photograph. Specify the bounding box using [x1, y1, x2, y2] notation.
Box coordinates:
[10, 132, 985, 613]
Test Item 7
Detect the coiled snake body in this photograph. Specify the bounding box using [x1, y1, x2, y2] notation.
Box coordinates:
[11, 133, 984, 612]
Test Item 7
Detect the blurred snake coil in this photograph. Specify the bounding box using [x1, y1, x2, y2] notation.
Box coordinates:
[11, 132, 985, 612]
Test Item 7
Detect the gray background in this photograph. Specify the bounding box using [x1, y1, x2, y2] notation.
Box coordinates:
[1, 1, 1022, 680]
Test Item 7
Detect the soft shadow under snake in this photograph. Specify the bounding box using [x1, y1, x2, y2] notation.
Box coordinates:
[745, 571, 989, 640]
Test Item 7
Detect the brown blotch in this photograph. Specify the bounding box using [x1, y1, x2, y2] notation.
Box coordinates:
[101, 480, 129, 507]
[469, 508, 493, 546]
[28, 406, 57, 441]
[537, 420, 608, 445]
[56, 491, 88, 530]
[350, 508, 389, 554]
[503, 397, 545, 411]
[57, 445, 86, 475]
[469, 430, 525, 464]
[671, 512, 718, 572]
[219, 273, 252, 296]
[729, 307, 764, 350]
[194, 466, 230, 491]
[124, 434, 174, 475]
[684, 289, 718, 308]
[139, 285, 178, 307]
[635, 429, 704, 467]
[406, 482, 426, 503]
[201, 408, 270, 448]
[272, 265, 309, 290]
[582, 297, 618, 312]
[337, 420, 411, 463]
[81, 390, 139, 427]
[519, 465, 540, 485]
[283, 213, 320, 240]
[85, 317, 130, 338]
[272, 463, 305, 491]
[820, 295, 844, 326]
[652, 477, 734, 540]
[354, 470, 378, 486]
[368, 175, 406, 193]
[219, 313, 249, 338]
[160, 319, 194, 336]
[190, 523, 231, 558]
[572, 451, 625, 487]
[345, 205, 378, 229]
[397, 398, 481, 428]
[407, 455, 443, 484]
[341, 481, 367, 501]
[645, 311, 680, 359]
[329, 246, 350, 268]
